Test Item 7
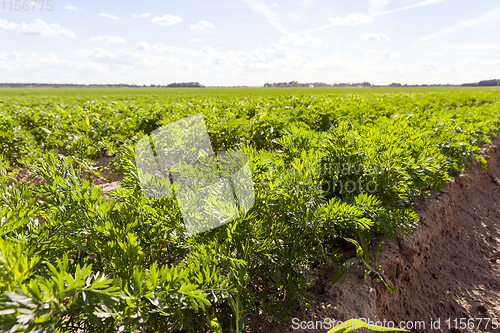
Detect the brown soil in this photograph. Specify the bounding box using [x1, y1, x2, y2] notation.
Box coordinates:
[14, 155, 123, 198]
[247, 134, 500, 333]
[91, 155, 123, 198]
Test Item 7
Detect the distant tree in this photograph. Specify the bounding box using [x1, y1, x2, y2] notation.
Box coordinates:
[462, 79, 500, 87]
[166, 82, 204, 88]
[479, 79, 500, 86]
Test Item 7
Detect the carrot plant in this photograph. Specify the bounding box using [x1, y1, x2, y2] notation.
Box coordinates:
[0, 89, 499, 331]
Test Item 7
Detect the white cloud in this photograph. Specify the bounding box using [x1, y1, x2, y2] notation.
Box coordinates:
[379, 0, 446, 16]
[448, 43, 499, 50]
[190, 20, 214, 30]
[1, 47, 307, 86]
[0, 51, 20, 62]
[365, 49, 400, 60]
[75, 48, 117, 59]
[133, 13, 150, 18]
[0, 52, 105, 81]
[416, 4, 500, 44]
[299, 0, 444, 35]
[463, 57, 500, 66]
[369, 0, 390, 15]
[416, 62, 438, 71]
[0, 19, 74, 38]
[73, 49, 163, 69]
[0, 19, 18, 32]
[360, 32, 391, 42]
[152, 15, 183, 26]
[232, 43, 289, 62]
[4, 41, 499, 87]
[188, 38, 201, 43]
[242, 0, 321, 49]
[65, 5, 81, 11]
[243, 0, 289, 35]
[154, 43, 198, 56]
[192, 43, 295, 71]
[279, 34, 321, 47]
[99, 13, 119, 20]
[151, 42, 296, 69]
[299, 0, 315, 8]
[328, 13, 375, 26]
[90, 35, 126, 44]
[134, 41, 150, 51]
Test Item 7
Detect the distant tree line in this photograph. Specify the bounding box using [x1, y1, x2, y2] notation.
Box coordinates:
[263, 81, 372, 88]
[165, 82, 204, 88]
[1, 79, 498, 88]
[0, 82, 205, 88]
[0, 83, 148, 88]
[381, 83, 459, 87]
[383, 79, 500, 88]
[461, 79, 500, 87]
[330, 82, 372, 87]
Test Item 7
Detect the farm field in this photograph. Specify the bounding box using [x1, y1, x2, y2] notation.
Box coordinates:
[2, 86, 499, 98]
[1, 87, 500, 332]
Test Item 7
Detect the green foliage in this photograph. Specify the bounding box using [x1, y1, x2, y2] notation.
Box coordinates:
[0, 89, 499, 331]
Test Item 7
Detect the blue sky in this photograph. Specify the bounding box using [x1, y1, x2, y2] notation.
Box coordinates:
[0, 0, 499, 86]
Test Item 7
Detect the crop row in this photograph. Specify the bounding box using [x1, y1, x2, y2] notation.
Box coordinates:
[0, 90, 499, 332]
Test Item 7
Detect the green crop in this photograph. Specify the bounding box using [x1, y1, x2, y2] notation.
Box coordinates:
[0, 87, 499, 332]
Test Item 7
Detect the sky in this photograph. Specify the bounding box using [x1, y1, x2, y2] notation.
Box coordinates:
[0, 0, 499, 86]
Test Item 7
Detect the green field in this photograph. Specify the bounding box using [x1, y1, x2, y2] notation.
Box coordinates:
[1, 87, 499, 332]
[2, 86, 500, 98]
